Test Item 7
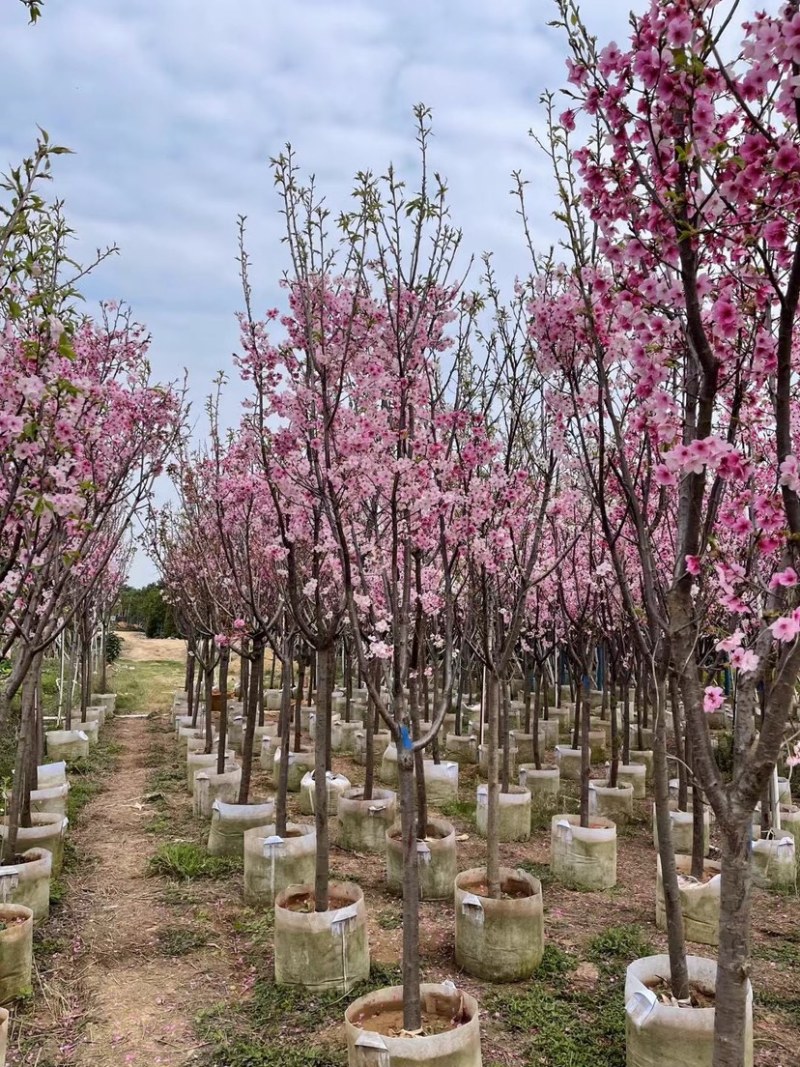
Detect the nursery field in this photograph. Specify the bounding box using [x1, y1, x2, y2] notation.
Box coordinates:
[5, 647, 799, 1067]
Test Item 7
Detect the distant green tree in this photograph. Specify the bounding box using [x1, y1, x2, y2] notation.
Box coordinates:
[117, 583, 176, 638]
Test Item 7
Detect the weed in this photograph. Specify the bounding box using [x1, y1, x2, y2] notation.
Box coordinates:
[587, 924, 652, 972]
[48, 878, 65, 907]
[375, 907, 403, 930]
[147, 842, 240, 881]
[516, 859, 554, 887]
[232, 910, 275, 944]
[157, 926, 210, 957]
[438, 798, 476, 821]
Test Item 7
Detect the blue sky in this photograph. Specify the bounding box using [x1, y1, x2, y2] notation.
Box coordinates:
[0, 0, 753, 582]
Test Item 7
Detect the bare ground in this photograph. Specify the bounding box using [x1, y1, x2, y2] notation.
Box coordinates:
[9, 683, 237, 1065]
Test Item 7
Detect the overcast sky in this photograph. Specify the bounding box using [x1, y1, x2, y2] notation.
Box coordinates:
[0, 0, 757, 583]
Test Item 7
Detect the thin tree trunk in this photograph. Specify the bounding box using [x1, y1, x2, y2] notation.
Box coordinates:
[579, 686, 590, 827]
[486, 672, 501, 900]
[653, 680, 690, 1000]
[313, 644, 331, 912]
[238, 640, 262, 803]
[609, 674, 619, 788]
[275, 640, 294, 837]
[293, 655, 304, 753]
[216, 645, 230, 775]
[398, 747, 421, 1031]
[532, 668, 542, 771]
[99, 618, 108, 694]
[713, 816, 753, 1067]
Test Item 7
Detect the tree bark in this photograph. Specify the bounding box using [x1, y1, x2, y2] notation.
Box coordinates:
[313, 644, 331, 912]
[713, 815, 753, 1067]
[216, 645, 230, 775]
[275, 641, 294, 837]
[486, 672, 501, 900]
[653, 681, 689, 1000]
[238, 639, 262, 803]
[398, 747, 421, 1031]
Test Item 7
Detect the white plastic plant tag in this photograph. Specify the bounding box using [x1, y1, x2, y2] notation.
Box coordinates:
[0, 872, 19, 901]
[263, 835, 284, 855]
[330, 902, 359, 929]
[625, 987, 658, 1027]
[557, 819, 573, 844]
[461, 892, 483, 910]
[368, 804, 386, 815]
[441, 979, 457, 995]
[477, 787, 488, 806]
[355, 1032, 388, 1050]
[417, 841, 432, 863]
[77, 731, 89, 741]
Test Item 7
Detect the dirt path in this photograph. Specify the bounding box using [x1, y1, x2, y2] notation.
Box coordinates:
[71, 718, 208, 1065]
[18, 711, 235, 1067]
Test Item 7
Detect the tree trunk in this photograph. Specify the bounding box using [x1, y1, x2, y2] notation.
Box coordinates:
[314, 644, 331, 912]
[363, 660, 378, 802]
[99, 618, 108, 694]
[501, 679, 511, 793]
[609, 679, 619, 788]
[622, 679, 631, 764]
[486, 672, 501, 900]
[4, 664, 37, 862]
[216, 645, 230, 775]
[653, 681, 690, 1000]
[532, 668, 542, 771]
[275, 642, 294, 837]
[579, 687, 590, 827]
[293, 655, 304, 753]
[398, 747, 421, 1031]
[186, 645, 196, 722]
[203, 656, 214, 755]
[713, 815, 753, 1067]
[238, 641, 262, 803]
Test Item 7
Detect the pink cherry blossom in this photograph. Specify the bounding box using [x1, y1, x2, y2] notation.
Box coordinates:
[703, 686, 725, 713]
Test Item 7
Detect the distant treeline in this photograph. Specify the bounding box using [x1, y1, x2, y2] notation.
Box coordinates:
[116, 583, 178, 639]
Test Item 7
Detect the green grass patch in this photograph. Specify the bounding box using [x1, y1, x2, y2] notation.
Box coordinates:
[147, 841, 240, 881]
[481, 932, 641, 1067]
[587, 924, 652, 972]
[66, 739, 122, 824]
[438, 797, 476, 821]
[157, 926, 210, 957]
[112, 658, 185, 715]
